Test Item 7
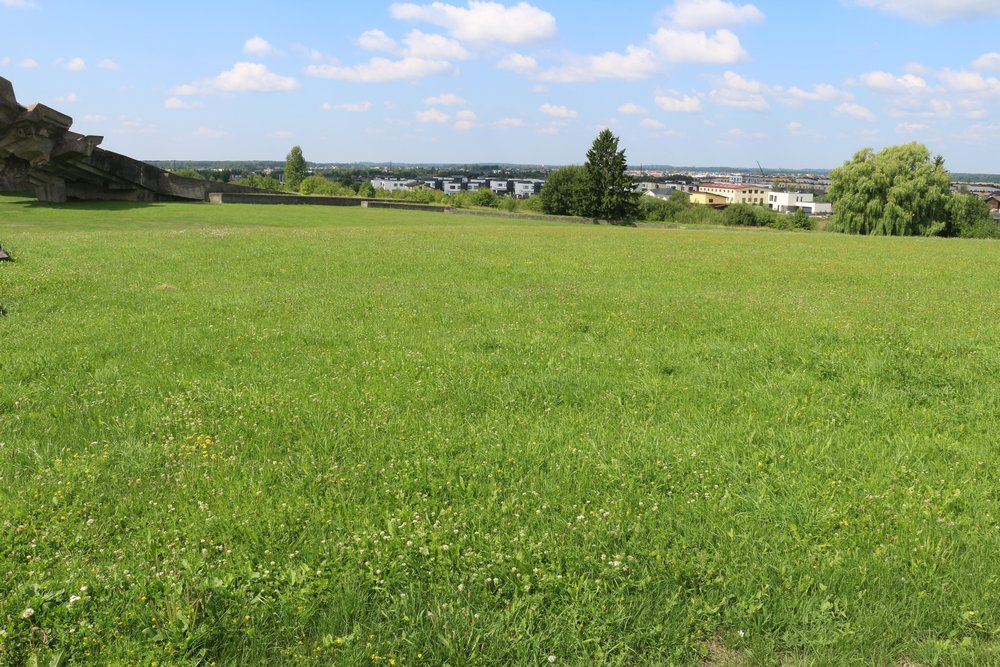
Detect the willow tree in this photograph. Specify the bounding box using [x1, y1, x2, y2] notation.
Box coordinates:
[829, 142, 951, 236]
[583, 129, 639, 225]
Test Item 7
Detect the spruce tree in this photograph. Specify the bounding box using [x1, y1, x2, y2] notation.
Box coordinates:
[583, 129, 639, 225]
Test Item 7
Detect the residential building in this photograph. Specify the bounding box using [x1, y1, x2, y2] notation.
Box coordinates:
[644, 187, 678, 201]
[767, 191, 833, 215]
[513, 180, 544, 198]
[697, 183, 770, 206]
[370, 178, 420, 192]
[986, 192, 1000, 212]
[689, 192, 728, 207]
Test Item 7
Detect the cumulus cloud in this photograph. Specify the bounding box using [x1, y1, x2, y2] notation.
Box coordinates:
[322, 101, 374, 112]
[244, 36, 282, 57]
[655, 91, 703, 112]
[425, 92, 469, 105]
[17, 58, 37, 68]
[65, 57, 86, 71]
[307, 57, 452, 82]
[96, 59, 119, 70]
[535, 46, 660, 83]
[175, 62, 299, 94]
[1, 0, 35, 8]
[972, 52, 1000, 71]
[641, 118, 665, 129]
[848, 0, 1000, 22]
[497, 53, 538, 74]
[403, 30, 472, 59]
[938, 69, 1000, 93]
[55, 92, 79, 103]
[648, 28, 748, 64]
[415, 108, 450, 123]
[834, 102, 877, 120]
[389, 1, 557, 46]
[539, 103, 577, 118]
[859, 70, 928, 93]
[358, 29, 399, 52]
[454, 109, 478, 129]
[664, 0, 764, 29]
[618, 103, 648, 114]
[164, 97, 202, 109]
[896, 122, 928, 132]
[495, 117, 525, 127]
[709, 71, 770, 109]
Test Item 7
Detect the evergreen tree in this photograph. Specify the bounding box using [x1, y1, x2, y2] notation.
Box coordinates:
[284, 145, 308, 192]
[583, 129, 639, 225]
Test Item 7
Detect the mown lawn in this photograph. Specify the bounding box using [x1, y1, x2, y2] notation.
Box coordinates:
[2, 195, 1000, 665]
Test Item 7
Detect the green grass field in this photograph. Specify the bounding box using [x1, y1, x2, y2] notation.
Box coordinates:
[3, 195, 1000, 665]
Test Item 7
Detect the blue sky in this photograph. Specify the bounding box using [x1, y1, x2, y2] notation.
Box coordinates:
[2, 0, 999, 171]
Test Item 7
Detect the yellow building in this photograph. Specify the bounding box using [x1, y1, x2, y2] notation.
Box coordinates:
[689, 192, 729, 206]
[696, 183, 771, 205]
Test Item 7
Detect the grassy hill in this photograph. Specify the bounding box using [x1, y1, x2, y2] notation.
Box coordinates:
[2, 195, 1000, 665]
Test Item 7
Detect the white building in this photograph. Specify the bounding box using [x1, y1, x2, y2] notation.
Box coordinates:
[768, 191, 832, 215]
[370, 178, 419, 192]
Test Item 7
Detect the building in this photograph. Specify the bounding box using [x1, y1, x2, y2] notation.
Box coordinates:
[767, 191, 833, 215]
[986, 192, 1000, 212]
[689, 192, 728, 207]
[370, 178, 420, 192]
[697, 183, 770, 205]
[512, 180, 544, 199]
[644, 187, 678, 201]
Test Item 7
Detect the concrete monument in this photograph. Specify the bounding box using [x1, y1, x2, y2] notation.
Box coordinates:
[0, 76, 268, 203]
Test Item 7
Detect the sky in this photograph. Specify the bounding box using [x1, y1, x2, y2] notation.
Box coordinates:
[2, 0, 999, 172]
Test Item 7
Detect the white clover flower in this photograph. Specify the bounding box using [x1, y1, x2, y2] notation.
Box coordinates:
[21, 608, 33, 619]
[548, 656, 557, 663]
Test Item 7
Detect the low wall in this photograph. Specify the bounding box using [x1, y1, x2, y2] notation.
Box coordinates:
[361, 201, 449, 212]
[209, 193, 365, 206]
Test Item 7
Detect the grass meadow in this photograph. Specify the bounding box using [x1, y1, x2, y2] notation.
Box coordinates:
[3, 194, 1000, 665]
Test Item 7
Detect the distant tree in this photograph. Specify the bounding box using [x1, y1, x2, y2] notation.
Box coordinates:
[284, 145, 308, 192]
[829, 142, 951, 236]
[357, 181, 376, 198]
[173, 168, 204, 180]
[945, 192, 998, 238]
[583, 129, 639, 225]
[299, 174, 335, 195]
[540, 165, 587, 216]
[472, 187, 499, 208]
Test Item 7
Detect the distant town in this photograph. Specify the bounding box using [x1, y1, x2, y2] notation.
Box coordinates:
[150, 161, 1000, 220]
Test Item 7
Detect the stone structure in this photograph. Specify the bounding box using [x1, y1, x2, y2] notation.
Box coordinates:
[0, 76, 267, 203]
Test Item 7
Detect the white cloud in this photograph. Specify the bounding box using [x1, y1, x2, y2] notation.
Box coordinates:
[848, 0, 1000, 22]
[244, 36, 282, 57]
[537, 123, 565, 135]
[641, 118, 665, 129]
[1, 0, 35, 7]
[403, 30, 471, 60]
[17, 58, 37, 68]
[890, 97, 953, 118]
[323, 101, 374, 112]
[495, 117, 525, 127]
[193, 127, 226, 138]
[859, 70, 928, 93]
[539, 103, 577, 118]
[415, 108, 449, 123]
[784, 83, 848, 103]
[497, 52, 538, 74]
[664, 0, 765, 29]
[389, 1, 557, 46]
[307, 57, 451, 82]
[82, 114, 108, 122]
[535, 46, 660, 83]
[96, 59, 119, 70]
[972, 52, 1000, 71]
[424, 92, 469, 105]
[454, 109, 478, 130]
[269, 130, 294, 139]
[358, 29, 399, 52]
[938, 69, 1000, 93]
[709, 71, 769, 109]
[834, 101, 876, 120]
[176, 62, 299, 94]
[655, 91, 703, 112]
[66, 57, 86, 71]
[164, 97, 202, 109]
[896, 122, 928, 132]
[618, 103, 647, 114]
[118, 115, 158, 135]
[55, 92, 78, 103]
[648, 28, 748, 64]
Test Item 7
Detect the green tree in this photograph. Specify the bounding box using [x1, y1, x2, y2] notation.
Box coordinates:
[357, 181, 376, 198]
[583, 129, 639, 225]
[172, 168, 204, 180]
[946, 193, 998, 238]
[540, 165, 587, 216]
[829, 142, 951, 236]
[284, 145, 308, 192]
